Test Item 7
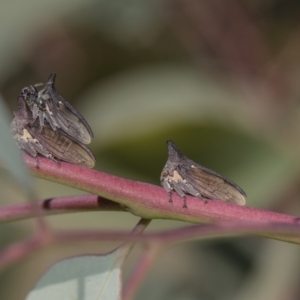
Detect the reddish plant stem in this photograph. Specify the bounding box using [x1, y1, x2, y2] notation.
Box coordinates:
[123, 244, 160, 300]
[24, 155, 300, 227]
[0, 195, 124, 222]
[118, 218, 152, 259]
[51, 222, 300, 244]
[1, 222, 300, 271]
[2, 154, 297, 243]
[36, 223, 300, 249]
[0, 234, 51, 270]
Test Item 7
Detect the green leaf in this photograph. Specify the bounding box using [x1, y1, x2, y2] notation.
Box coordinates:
[0, 94, 33, 192]
[26, 251, 123, 300]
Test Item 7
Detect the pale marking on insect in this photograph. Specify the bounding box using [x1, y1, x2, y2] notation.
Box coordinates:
[20, 129, 35, 142]
[168, 170, 189, 184]
[46, 105, 54, 116]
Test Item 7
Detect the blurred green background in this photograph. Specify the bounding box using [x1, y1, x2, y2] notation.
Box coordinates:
[1, 0, 300, 299]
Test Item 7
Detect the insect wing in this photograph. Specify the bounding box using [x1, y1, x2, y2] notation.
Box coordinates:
[177, 164, 246, 205]
[28, 126, 95, 168]
[49, 94, 93, 144]
[11, 123, 54, 160]
[39, 73, 94, 144]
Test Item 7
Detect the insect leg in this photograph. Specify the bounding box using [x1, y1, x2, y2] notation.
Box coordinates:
[182, 196, 187, 208]
[172, 182, 187, 208]
[168, 191, 173, 203]
[161, 178, 174, 203]
[35, 156, 40, 169]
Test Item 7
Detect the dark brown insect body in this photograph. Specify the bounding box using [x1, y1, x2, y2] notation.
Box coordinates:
[11, 95, 95, 168]
[21, 73, 93, 145]
[160, 140, 246, 208]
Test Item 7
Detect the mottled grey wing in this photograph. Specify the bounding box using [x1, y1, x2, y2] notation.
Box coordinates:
[28, 126, 95, 168]
[45, 97, 93, 145]
[177, 165, 246, 205]
[45, 75, 92, 136]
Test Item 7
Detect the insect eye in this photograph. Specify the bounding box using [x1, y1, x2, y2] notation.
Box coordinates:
[21, 88, 29, 96]
[161, 170, 169, 177]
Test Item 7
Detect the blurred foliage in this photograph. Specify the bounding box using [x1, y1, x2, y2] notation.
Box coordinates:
[1, 0, 300, 299]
